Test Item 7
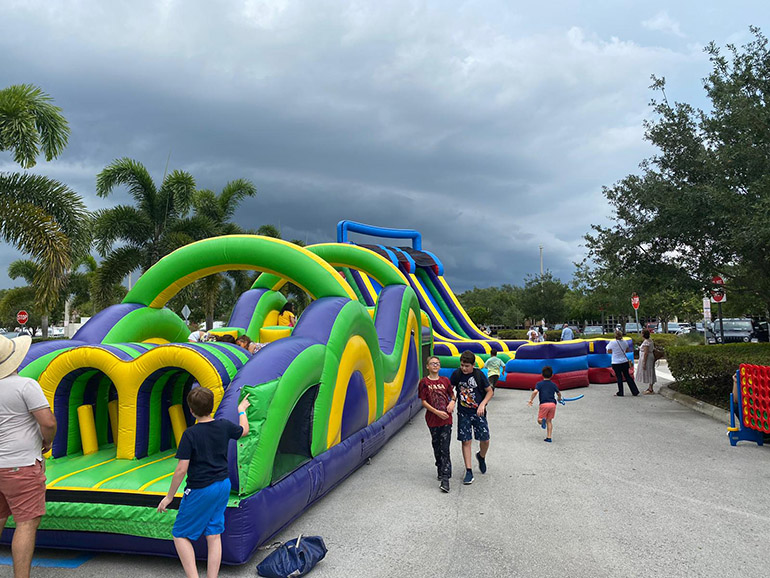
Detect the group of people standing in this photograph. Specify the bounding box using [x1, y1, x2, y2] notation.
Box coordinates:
[606, 328, 657, 396]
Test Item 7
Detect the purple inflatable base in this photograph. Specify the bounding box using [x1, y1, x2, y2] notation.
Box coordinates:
[1, 396, 422, 565]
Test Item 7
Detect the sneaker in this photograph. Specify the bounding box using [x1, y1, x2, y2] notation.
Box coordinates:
[540, 419, 547, 430]
[475, 451, 487, 474]
[463, 470, 474, 485]
[544, 438, 552, 443]
[440, 478, 450, 493]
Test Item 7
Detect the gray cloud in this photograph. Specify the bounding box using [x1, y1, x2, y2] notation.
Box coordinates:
[0, 1, 765, 295]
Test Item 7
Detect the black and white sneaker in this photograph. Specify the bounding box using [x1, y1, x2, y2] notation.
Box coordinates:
[440, 478, 450, 493]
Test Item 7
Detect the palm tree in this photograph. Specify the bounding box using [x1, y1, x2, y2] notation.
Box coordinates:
[1, 84, 89, 337]
[92, 158, 205, 307]
[189, 180, 257, 328]
[0, 84, 70, 168]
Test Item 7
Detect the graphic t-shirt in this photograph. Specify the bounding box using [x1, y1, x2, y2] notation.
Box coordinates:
[418, 376, 453, 428]
[450, 368, 490, 415]
[483, 356, 505, 377]
[176, 419, 243, 489]
[535, 379, 560, 405]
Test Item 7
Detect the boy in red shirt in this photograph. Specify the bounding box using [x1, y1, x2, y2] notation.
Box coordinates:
[418, 356, 455, 493]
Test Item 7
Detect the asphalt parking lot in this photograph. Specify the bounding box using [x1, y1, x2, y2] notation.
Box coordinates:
[3, 366, 769, 578]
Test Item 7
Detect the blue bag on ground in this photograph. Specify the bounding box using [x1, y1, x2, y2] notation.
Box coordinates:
[257, 535, 328, 578]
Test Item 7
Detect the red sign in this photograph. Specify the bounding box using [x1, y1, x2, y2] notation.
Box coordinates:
[711, 276, 726, 302]
[631, 293, 640, 310]
[17, 310, 28, 325]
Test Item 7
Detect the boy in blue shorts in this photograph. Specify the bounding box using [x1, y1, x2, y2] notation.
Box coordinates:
[450, 350, 493, 485]
[527, 366, 562, 442]
[158, 387, 250, 578]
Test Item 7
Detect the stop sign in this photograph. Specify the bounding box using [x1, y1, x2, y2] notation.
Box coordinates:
[631, 293, 640, 310]
[17, 310, 28, 325]
[711, 276, 726, 302]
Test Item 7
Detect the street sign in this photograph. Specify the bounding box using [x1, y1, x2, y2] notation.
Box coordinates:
[631, 293, 640, 310]
[702, 298, 712, 321]
[17, 310, 28, 325]
[711, 275, 726, 303]
[181, 305, 191, 321]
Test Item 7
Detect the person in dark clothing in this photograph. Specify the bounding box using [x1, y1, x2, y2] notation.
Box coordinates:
[527, 366, 562, 442]
[606, 329, 640, 396]
[418, 356, 455, 493]
[450, 350, 493, 486]
[158, 387, 250, 578]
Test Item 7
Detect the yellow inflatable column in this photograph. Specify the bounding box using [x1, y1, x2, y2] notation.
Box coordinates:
[169, 404, 187, 447]
[77, 405, 99, 455]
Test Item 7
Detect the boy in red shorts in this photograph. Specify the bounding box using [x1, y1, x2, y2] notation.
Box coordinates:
[527, 366, 562, 443]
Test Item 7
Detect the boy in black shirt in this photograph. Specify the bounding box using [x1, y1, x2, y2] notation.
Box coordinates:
[450, 350, 493, 485]
[158, 387, 250, 578]
[527, 366, 562, 442]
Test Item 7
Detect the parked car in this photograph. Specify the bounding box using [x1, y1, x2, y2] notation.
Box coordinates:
[624, 322, 642, 334]
[711, 318, 768, 344]
[583, 325, 604, 336]
[656, 322, 681, 334]
[645, 322, 657, 333]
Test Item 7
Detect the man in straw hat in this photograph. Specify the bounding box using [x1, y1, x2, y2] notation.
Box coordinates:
[0, 333, 56, 578]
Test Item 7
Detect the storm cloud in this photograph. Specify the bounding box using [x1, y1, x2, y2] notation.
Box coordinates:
[0, 1, 764, 292]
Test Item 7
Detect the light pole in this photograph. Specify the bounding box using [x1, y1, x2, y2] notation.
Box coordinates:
[539, 245, 543, 276]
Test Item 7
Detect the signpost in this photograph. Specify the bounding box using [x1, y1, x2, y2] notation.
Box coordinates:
[17, 310, 28, 326]
[631, 293, 640, 333]
[711, 276, 725, 343]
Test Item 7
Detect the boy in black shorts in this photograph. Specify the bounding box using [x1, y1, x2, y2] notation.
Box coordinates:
[158, 387, 250, 578]
[450, 350, 493, 485]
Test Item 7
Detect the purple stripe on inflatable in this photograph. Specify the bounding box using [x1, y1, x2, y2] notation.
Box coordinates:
[19, 340, 87, 371]
[514, 341, 589, 359]
[93, 344, 138, 362]
[228, 288, 269, 329]
[397, 338, 420, 404]
[373, 285, 408, 356]
[202, 343, 246, 372]
[121, 343, 155, 355]
[340, 372, 368, 441]
[422, 267, 486, 339]
[292, 297, 350, 343]
[349, 269, 375, 306]
[433, 343, 453, 356]
[72, 303, 145, 343]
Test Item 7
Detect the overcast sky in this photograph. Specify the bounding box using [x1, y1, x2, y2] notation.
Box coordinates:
[1, 1, 766, 294]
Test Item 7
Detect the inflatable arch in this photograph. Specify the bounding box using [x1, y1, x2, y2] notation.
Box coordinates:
[4, 235, 424, 564]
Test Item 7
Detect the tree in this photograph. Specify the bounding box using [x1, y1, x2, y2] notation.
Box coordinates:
[1, 83, 90, 336]
[0, 84, 70, 168]
[0, 286, 41, 335]
[92, 158, 202, 307]
[517, 272, 569, 324]
[586, 27, 770, 315]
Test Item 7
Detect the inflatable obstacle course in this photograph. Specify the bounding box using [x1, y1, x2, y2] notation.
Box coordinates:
[1, 235, 424, 564]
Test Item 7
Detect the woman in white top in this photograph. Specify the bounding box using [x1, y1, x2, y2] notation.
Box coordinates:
[605, 329, 640, 396]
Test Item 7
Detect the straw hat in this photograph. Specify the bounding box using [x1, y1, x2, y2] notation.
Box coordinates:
[0, 333, 32, 380]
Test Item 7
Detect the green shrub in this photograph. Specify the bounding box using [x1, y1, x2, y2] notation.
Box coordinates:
[497, 329, 528, 340]
[667, 343, 770, 409]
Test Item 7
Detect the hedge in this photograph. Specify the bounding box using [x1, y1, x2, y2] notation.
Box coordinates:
[666, 343, 770, 409]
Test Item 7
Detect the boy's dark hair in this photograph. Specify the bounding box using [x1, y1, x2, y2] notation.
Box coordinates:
[460, 350, 475, 365]
[281, 302, 294, 314]
[216, 334, 236, 344]
[235, 335, 251, 348]
[542, 366, 553, 379]
[490, 350, 498, 356]
[188, 387, 214, 417]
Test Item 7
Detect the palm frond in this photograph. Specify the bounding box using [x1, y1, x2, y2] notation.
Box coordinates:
[158, 169, 196, 219]
[8, 259, 39, 284]
[0, 84, 70, 168]
[92, 205, 153, 256]
[217, 179, 257, 221]
[96, 158, 158, 213]
[93, 245, 144, 307]
[257, 224, 281, 238]
[193, 189, 221, 222]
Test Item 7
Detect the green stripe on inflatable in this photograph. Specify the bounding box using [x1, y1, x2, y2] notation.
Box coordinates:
[416, 267, 469, 338]
[342, 267, 367, 305]
[124, 235, 352, 307]
[195, 343, 240, 379]
[19, 348, 75, 380]
[313, 300, 384, 457]
[102, 308, 189, 344]
[172, 373, 192, 406]
[253, 243, 407, 291]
